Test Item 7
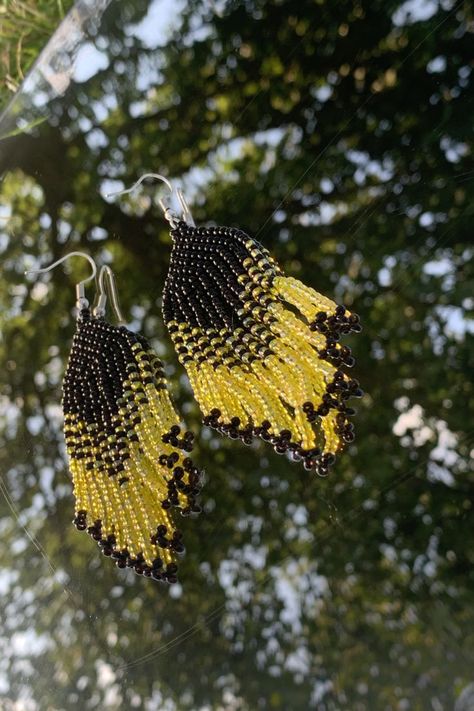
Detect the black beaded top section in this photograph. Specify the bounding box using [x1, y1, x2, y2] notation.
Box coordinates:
[63, 310, 164, 425]
[162, 221, 279, 332]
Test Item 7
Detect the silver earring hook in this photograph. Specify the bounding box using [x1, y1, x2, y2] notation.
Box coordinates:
[106, 172, 173, 198]
[105, 173, 194, 227]
[176, 187, 196, 227]
[94, 265, 125, 325]
[25, 251, 96, 310]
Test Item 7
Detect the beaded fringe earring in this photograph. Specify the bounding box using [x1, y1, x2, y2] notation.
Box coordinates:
[27, 254, 202, 582]
[108, 175, 362, 478]
[163, 221, 362, 476]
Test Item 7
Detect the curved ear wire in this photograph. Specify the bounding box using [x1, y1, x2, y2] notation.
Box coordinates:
[176, 187, 195, 227]
[25, 251, 97, 309]
[94, 265, 125, 324]
[105, 173, 194, 227]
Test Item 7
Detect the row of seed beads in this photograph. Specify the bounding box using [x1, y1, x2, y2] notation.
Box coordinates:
[271, 276, 362, 461]
[236, 238, 336, 468]
[264, 300, 359, 468]
[64, 311, 108, 533]
[224, 232, 354, 474]
[125, 333, 184, 577]
[107, 329, 190, 579]
[222, 236, 309, 440]
[132, 336, 201, 516]
[120, 336, 163, 558]
[265, 301, 331, 446]
[230, 240, 364, 470]
[94, 323, 149, 562]
[203, 229, 336, 464]
[109, 329, 174, 579]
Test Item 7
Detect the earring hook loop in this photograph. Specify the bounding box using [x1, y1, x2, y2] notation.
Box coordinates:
[106, 173, 173, 198]
[25, 251, 96, 309]
[105, 173, 194, 227]
[94, 265, 125, 325]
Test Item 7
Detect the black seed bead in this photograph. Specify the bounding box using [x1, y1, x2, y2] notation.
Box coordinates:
[173, 466, 184, 479]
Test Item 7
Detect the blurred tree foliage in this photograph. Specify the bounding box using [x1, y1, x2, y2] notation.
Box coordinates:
[0, 0, 74, 103]
[0, 0, 473, 709]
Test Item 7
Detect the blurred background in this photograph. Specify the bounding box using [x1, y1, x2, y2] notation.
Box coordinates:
[0, 1, 473, 709]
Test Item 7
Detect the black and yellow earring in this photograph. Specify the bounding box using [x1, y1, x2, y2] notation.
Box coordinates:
[26, 252, 202, 582]
[109, 176, 362, 478]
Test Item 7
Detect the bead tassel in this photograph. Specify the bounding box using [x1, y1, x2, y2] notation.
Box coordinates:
[163, 222, 362, 476]
[63, 309, 202, 581]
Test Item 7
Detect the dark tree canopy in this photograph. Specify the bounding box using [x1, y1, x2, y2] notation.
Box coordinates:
[0, 1, 473, 709]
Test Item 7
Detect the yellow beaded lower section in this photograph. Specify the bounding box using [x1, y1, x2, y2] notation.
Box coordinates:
[68, 406, 176, 563]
